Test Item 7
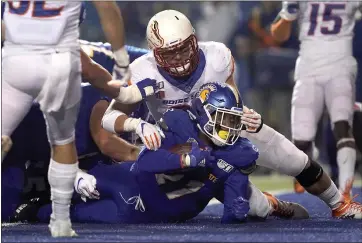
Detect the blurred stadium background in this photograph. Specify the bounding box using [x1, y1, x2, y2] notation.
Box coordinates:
[79, 1, 362, 188]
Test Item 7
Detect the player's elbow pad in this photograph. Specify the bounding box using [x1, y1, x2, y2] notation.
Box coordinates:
[115, 84, 143, 104]
[101, 107, 125, 134]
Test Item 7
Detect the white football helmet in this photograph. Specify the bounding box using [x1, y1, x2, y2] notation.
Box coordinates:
[146, 10, 199, 77]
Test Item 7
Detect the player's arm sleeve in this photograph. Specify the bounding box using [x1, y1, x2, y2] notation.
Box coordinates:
[1, 21, 4, 43]
[221, 172, 250, 224]
[136, 147, 185, 173]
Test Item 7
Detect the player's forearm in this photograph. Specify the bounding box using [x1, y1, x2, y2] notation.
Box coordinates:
[99, 135, 140, 162]
[270, 16, 293, 42]
[102, 100, 139, 134]
[93, 1, 125, 50]
[84, 65, 120, 98]
[81, 49, 120, 98]
[137, 149, 184, 173]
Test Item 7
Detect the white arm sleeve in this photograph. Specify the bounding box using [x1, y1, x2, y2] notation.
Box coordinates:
[241, 124, 308, 177]
[101, 99, 125, 134]
[115, 84, 143, 104]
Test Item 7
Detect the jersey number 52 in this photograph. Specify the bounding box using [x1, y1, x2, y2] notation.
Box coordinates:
[308, 3, 346, 36]
[8, 1, 63, 18]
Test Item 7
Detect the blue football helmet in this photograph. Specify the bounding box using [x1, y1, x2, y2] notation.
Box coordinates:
[190, 82, 244, 146]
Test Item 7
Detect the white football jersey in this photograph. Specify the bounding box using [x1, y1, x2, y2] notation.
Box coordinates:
[3, 1, 82, 54]
[297, 1, 361, 59]
[130, 41, 234, 120]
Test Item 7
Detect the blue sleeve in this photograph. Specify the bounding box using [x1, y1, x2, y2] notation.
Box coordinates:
[136, 131, 182, 173]
[204, 156, 250, 223]
[136, 148, 184, 173]
[1, 2, 5, 20]
[79, 2, 86, 26]
[221, 172, 250, 224]
[212, 138, 259, 170]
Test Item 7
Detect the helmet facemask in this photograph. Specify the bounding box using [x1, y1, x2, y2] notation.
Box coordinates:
[153, 34, 199, 78]
[202, 103, 243, 146]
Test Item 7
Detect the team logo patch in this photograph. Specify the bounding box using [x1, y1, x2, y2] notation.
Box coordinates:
[217, 159, 234, 173]
[197, 84, 217, 102]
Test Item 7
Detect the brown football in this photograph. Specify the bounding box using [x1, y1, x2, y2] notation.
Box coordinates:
[168, 142, 193, 155]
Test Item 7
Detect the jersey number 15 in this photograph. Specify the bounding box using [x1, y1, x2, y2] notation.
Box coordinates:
[308, 3, 346, 36]
[8, 1, 63, 18]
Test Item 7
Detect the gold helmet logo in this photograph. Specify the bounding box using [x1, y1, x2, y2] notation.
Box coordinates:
[198, 84, 217, 102]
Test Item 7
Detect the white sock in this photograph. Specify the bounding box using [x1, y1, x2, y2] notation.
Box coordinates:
[318, 183, 343, 210]
[337, 147, 356, 194]
[248, 182, 272, 218]
[48, 159, 78, 221]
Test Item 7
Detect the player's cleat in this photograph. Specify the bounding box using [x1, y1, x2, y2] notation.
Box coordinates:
[49, 217, 78, 237]
[1, 135, 13, 162]
[332, 195, 362, 219]
[293, 179, 305, 194]
[263, 192, 309, 219]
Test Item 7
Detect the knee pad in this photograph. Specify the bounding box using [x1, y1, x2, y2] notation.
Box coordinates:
[294, 140, 313, 157]
[333, 121, 355, 150]
[295, 159, 323, 188]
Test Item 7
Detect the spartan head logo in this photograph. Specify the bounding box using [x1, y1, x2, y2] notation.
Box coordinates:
[197, 84, 217, 102]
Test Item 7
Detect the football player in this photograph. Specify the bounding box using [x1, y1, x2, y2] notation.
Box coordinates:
[1, 42, 150, 223]
[103, 9, 362, 219]
[16, 83, 307, 224]
[325, 102, 362, 186]
[1, 1, 139, 236]
[271, 1, 362, 199]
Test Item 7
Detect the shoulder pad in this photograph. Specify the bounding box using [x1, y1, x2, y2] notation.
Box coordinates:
[202, 41, 233, 73]
[162, 108, 193, 131]
[129, 53, 157, 84]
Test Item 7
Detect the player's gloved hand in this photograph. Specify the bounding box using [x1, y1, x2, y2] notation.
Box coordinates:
[124, 118, 165, 151]
[113, 47, 131, 83]
[241, 108, 263, 133]
[231, 196, 250, 222]
[74, 170, 100, 202]
[181, 142, 213, 168]
[279, 1, 299, 21]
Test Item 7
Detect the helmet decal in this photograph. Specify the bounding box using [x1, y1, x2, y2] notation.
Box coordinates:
[148, 21, 164, 48]
[197, 84, 217, 103]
